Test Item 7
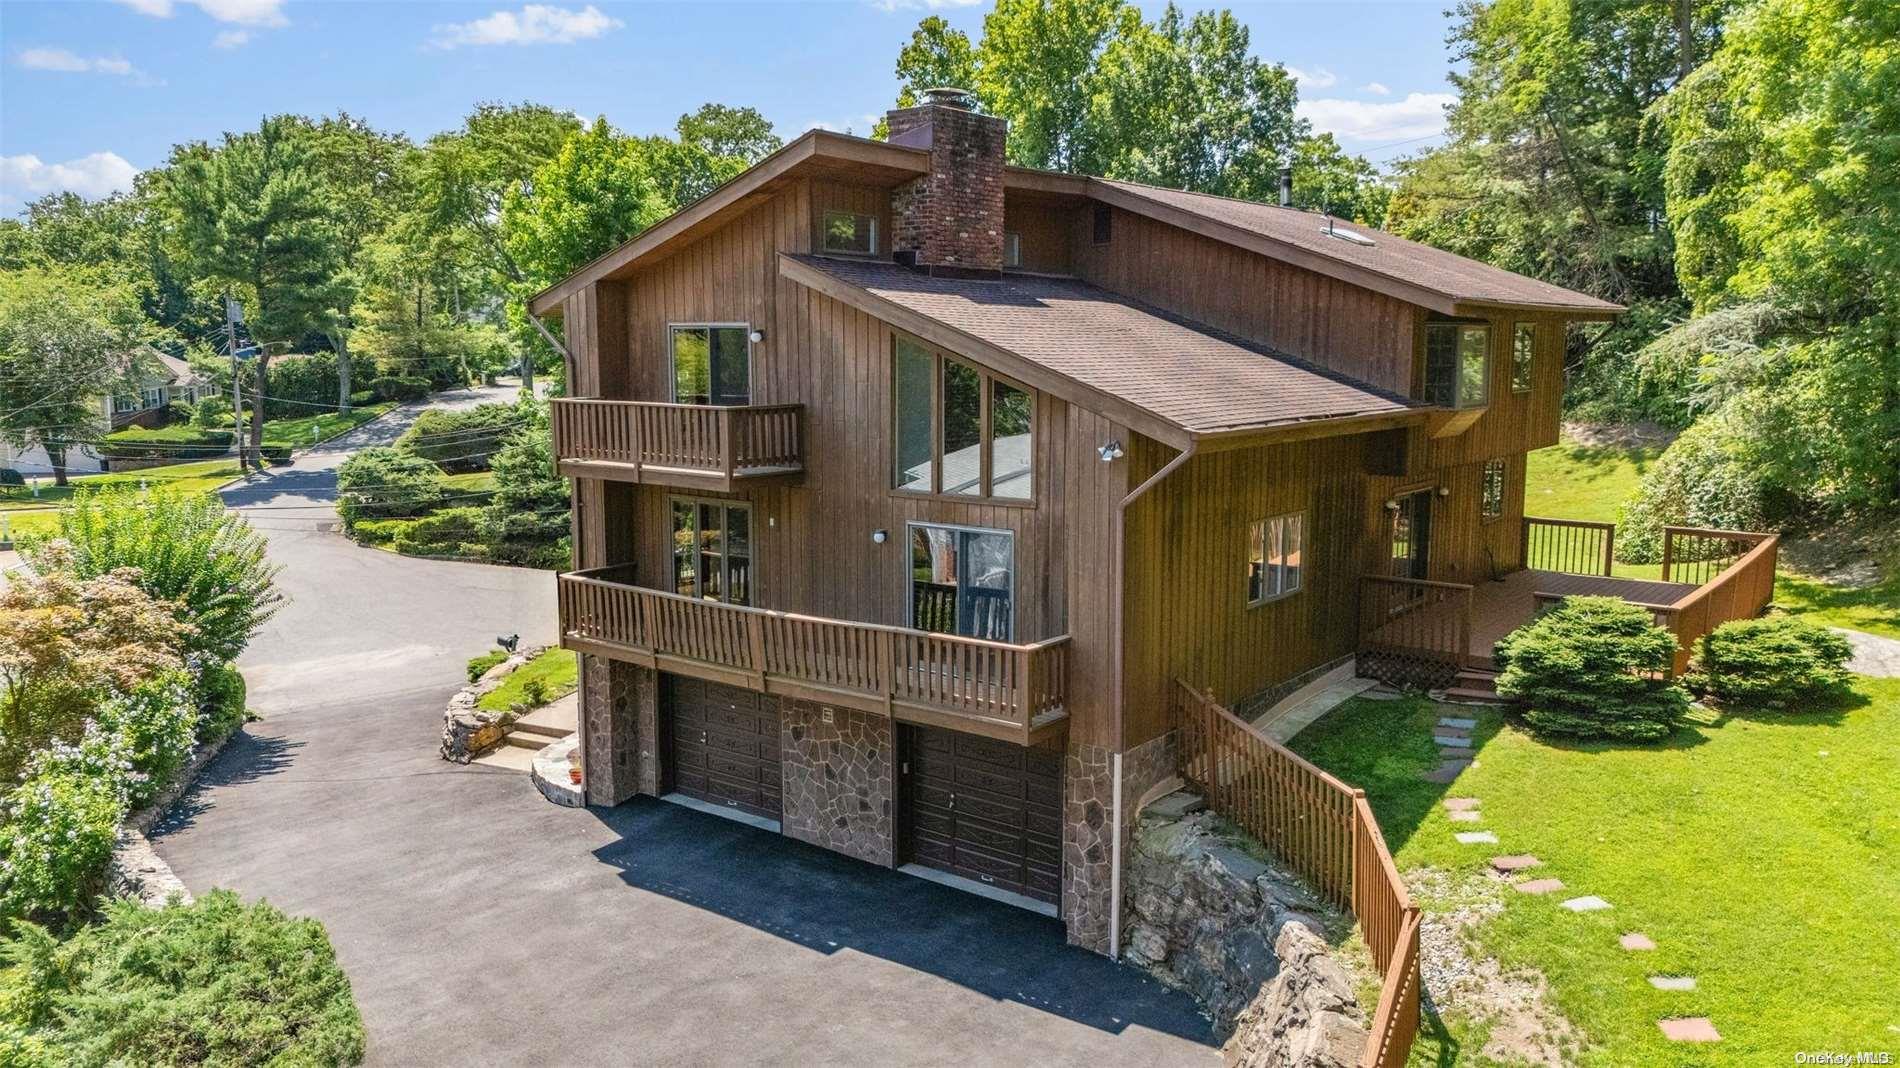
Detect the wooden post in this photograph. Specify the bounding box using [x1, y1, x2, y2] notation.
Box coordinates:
[719, 409, 738, 482]
[1519, 517, 1531, 571]
[1603, 523, 1616, 576]
[1661, 528, 1675, 582]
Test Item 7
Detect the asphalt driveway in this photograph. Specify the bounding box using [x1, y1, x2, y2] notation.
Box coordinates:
[151, 390, 1217, 1066]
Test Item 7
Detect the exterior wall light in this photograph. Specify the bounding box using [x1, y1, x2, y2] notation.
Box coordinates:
[748, 329, 765, 343]
[872, 529, 888, 544]
[1097, 440, 1125, 462]
[1384, 498, 1400, 510]
[1437, 486, 1451, 498]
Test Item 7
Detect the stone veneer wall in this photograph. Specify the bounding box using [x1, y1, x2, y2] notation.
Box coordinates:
[779, 700, 895, 865]
[1062, 741, 1115, 952]
[580, 655, 659, 806]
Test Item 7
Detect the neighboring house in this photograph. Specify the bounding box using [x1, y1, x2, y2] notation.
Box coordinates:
[530, 89, 1773, 955]
[0, 349, 210, 478]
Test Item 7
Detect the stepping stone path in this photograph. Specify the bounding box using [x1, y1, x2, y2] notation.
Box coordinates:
[1443, 797, 1480, 811]
[1439, 716, 1477, 730]
[1448, 810, 1482, 823]
[1515, 878, 1565, 895]
[1562, 895, 1613, 912]
[1619, 932, 1657, 951]
[1454, 831, 1498, 845]
[1434, 733, 1472, 748]
[1490, 854, 1540, 873]
[1422, 759, 1470, 784]
[1649, 976, 1697, 992]
[1658, 1018, 1721, 1043]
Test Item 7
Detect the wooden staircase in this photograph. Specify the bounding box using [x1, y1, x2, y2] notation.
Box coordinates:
[1440, 659, 1509, 706]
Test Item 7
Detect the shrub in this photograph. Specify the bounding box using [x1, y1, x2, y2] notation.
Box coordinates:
[1618, 409, 1777, 563]
[368, 376, 430, 403]
[396, 403, 522, 473]
[0, 759, 126, 924]
[348, 518, 409, 546]
[194, 660, 248, 744]
[347, 389, 376, 407]
[162, 399, 194, 426]
[1, 891, 366, 1065]
[258, 353, 340, 419]
[98, 426, 233, 461]
[1493, 596, 1690, 741]
[257, 443, 293, 465]
[335, 447, 445, 525]
[390, 507, 485, 555]
[192, 395, 232, 429]
[93, 673, 198, 809]
[483, 403, 569, 562]
[466, 649, 508, 683]
[28, 487, 284, 663]
[1696, 615, 1855, 709]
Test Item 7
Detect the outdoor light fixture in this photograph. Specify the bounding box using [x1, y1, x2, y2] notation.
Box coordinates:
[1437, 486, 1451, 498]
[1097, 440, 1125, 462]
[1384, 498, 1400, 511]
[872, 529, 888, 544]
[748, 329, 765, 343]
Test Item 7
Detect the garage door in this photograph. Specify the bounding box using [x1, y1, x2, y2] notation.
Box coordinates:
[900, 726, 1062, 904]
[665, 675, 781, 822]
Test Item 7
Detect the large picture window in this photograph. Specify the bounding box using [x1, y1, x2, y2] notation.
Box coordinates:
[671, 498, 752, 606]
[892, 336, 1034, 500]
[670, 325, 751, 406]
[1423, 322, 1490, 409]
[1512, 323, 1535, 393]
[910, 524, 1014, 640]
[1248, 512, 1304, 605]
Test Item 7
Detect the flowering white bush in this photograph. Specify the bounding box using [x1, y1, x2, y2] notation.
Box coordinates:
[0, 762, 125, 922]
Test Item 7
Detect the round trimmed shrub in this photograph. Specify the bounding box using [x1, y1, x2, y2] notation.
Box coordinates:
[1493, 595, 1690, 741]
[335, 447, 445, 525]
[1696, 615, 1854, 709]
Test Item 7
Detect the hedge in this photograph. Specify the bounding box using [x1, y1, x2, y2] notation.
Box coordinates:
[369, 376, 430, 403]
[99, 427, 232, 460]
[1696, 615, 1855, 709]
[396, 403, 521, 473]
[1494, 596, 1690, 741]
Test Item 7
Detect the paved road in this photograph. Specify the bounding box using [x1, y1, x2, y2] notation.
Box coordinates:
[152, 390, 1217, 1066]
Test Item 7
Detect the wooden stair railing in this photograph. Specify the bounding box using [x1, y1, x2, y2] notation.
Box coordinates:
[1358, 575, 1474, 688]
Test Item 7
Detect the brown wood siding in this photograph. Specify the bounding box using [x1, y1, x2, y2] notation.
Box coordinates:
[1420, 313, 1565, 469]
[1365, 451, 1528, 588]
[1003, 191, 1074, 274]
[1069, 205, 1416, 395]
[1121, 432, 1374, 748]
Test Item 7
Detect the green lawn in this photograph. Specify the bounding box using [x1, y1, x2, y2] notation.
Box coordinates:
[477, 648, 577, 713]
[441, 470, 498, 493]
[257, 402, 396, 448]
[0, 459, 244, 540]
[1291, 685, 1900, 1065]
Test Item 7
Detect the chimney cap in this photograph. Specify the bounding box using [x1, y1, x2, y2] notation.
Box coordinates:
[921, 86, 978, 111]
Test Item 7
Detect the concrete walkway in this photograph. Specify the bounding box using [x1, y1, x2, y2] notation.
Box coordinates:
[151, 389, 1215, 1066]
[1835, 627, 1900, 678]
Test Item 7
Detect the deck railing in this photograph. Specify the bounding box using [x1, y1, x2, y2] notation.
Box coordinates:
[1661, 525, 1767, 586]
[558, 568, 1068, 735]
[1358, 575, 1473, 687]
[1522, 516, 1615, 577]
[1655, 529, 1779, 674]
[550, 399, 802, 479]
[1170, 683, 1420, 1068]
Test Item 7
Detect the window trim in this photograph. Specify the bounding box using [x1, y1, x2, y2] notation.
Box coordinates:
[1511, 322, 1535, 394]
[667, 322, 754, 407]
[1480, 458, 1507, 523]
[1247, 510, 1306, 607]
[821, 209, 878, 256]
[905, 520, 1017, 641]
[890, 333, 1037, 503]
[668, 494, 755, 606]
[1423, 320, 1492, 410]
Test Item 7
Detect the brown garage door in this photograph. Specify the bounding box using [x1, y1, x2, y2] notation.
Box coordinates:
[900, 725, 1061, 904]
[664, 675, 781, 822]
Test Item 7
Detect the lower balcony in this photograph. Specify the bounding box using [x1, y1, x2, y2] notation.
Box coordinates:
[1360, 518, 1780, 686]
[557, 566, 1070, 745]
[551, 398, 803, 492]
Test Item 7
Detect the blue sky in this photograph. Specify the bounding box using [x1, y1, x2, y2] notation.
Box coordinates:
[1, 0, 1461, 214]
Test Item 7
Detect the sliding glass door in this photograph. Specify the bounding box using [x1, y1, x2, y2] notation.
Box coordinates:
[909, 524, 1014, 641]
[671, 325, 751, 406]
[672, 498, 752, 606]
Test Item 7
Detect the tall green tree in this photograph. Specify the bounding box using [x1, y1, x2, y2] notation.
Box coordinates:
[675, 103, 782, 163]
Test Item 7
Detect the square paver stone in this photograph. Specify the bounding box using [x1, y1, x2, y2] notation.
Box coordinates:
[1443, 797, 1481, 811]
[1448, 810, 1482, 823]
[1658, 1018, 1721, 1042]
[1562, 895, 1613, 912]
[1454, 831, 1498, 845]
[1490, 854, 1541, 873]
[1620, 932, 1657, 951]
[1649, 976, 1697, 992]
[1422, 762, 1470, 784]
[1515, 878, 1565, 894]
[1438, 717, 1478, 729]
[1434, 735, 1473, 748]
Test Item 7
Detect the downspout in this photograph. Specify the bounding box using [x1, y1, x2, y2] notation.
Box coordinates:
[526, 312, 573, 393]
[1106, 437, 1197, 959]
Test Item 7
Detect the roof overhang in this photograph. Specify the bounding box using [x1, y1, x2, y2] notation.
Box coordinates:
[530, 131, 929, 317]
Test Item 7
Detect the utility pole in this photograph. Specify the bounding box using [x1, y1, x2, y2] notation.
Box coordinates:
[225, 291, 248, 472]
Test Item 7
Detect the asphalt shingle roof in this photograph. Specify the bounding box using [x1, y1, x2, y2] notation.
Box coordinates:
[789, 255, 1417, 436]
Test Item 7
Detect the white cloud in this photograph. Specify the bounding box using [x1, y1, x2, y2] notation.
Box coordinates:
[16, 48, 142, 78]
[213, 29, 251, 49]
[1284, 65, 1337, 89]
[1297, 92, 1454, 144]
[429, 5, 623, 49]
[1363, 82, 1391, 96]
[1, 152, 140, 211]
[114, 0, 287, 26]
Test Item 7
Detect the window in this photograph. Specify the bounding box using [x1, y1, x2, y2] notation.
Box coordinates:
[1248, 512, 1304, 604]
[822, 210, 876, 255]
[1423, 322, 1490, 409]
[1003, 232, 1022, 268]
[1511, 322, 1535, 393]
[892, 336, 1034, 500]
[1481, 458, 1506, 521]
[1092, 204, 1113, 244]
[141, 387, 165, 410]
[910, 524, 1014, 640]
[671, 498, 752, 606]
[112, 394, 140, 415]
[670, 325, 751, 406]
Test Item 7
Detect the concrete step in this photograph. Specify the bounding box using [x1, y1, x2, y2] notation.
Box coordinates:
[510, 720, 572, 740]
[472, 743, 537, 771]
[1442, 686, 1510, 705]
[503, 731, 555, 751]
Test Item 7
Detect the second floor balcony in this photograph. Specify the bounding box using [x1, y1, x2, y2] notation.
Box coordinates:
[551, 398, 804, 493]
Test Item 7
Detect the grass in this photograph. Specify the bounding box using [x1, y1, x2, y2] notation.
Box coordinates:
[441, 470, 498, 493]
[477, 648, 577, 713]
[0, 459, 244, 540]
[256, 402, 395, 448]
[1291, 684, 1900, 1065]
[1774, 570, 1900, 642]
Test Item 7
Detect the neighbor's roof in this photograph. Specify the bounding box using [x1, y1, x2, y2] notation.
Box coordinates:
[781, 254, 1419, 448]
[153, 351, 202, 384]
[1083, 178, 1624, 318]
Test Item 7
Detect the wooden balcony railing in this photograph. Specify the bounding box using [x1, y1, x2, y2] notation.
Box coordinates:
[1656, 528, 1779, 674]
[557, 568, 1069, 743]
[1357, 575, 1474, 688]
[1170, 683, 1421, 1067]
[550, 399, 802, 490]
[1522, 516, 1615, 577]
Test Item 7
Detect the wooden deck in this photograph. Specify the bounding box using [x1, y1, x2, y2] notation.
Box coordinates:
[1467, 570, 1696, 666]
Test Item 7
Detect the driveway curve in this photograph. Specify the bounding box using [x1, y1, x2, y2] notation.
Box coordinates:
[151, 389, 1217, 1066]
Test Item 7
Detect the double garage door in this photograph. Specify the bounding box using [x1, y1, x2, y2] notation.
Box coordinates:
[664, 675, 782, 822]
[901, 726, 1062, 905]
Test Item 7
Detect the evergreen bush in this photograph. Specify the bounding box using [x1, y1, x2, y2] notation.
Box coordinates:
[1696, 615, 1855, 709]
[1493, 596, 1689, 741]
[390, 507, 485, 556]
[395, 402, 521, 473]
[335, 447, 444, 525]
[368, 376, 430, 403]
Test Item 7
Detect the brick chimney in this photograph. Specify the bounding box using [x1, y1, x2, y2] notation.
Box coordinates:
[885, 88, 1007, 279]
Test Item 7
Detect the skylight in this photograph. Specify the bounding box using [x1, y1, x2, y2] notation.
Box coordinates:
[1321, 223, 1377, 247]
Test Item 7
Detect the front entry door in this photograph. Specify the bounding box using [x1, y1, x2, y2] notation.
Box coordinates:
[1389, 490, 1433, 580]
